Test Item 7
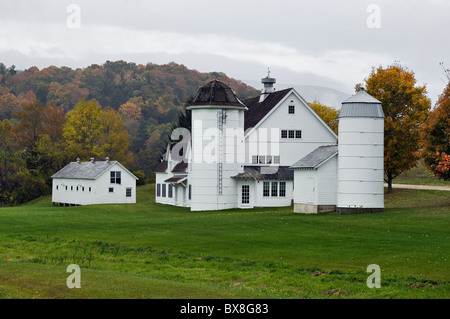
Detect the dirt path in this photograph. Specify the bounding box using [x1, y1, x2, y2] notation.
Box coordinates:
[384, 183, 450, 191]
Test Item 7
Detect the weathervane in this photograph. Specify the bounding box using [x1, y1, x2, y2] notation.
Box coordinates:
[267, 67, 271, 78]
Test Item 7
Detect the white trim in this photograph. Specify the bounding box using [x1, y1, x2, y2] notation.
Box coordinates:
[95, 161, 139, 181]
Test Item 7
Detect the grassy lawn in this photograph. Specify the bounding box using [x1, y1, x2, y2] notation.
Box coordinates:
[395, 161, 450, 186]
[0, 184, 449, 299]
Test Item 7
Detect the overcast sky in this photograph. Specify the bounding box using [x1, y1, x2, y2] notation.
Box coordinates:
[0, 0, 448, 105]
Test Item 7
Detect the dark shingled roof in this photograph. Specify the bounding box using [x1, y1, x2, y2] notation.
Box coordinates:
[52, 160, 117, 179]
[171, 161, 188, 173]
[153, 160, 168, 173]
[189, 80, 246, 107]
[232, 166, 293, 181]
[243, 88, 292, 130]
[290, 145, 338, 169]
[164, 175, 187, 183]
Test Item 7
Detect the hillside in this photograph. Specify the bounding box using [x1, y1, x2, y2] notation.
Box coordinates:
[0, 61, 258, 117]
[0, 61, 258, 170]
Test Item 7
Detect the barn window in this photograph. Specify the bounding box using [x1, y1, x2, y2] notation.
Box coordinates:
[252, 155, 258, 164]
[271, 182, 278, 197]
[109, 187, 114, 193]
[76, 186, 79, 191]
[288, 105, 295, 114]
[263, 182, 270, 197]
[188, 185, 192, 200]
[279, 182, 286, 197]
[89, 187, 91, 192]
[126, 188, 132, 197]
[288, 130, 295, 138]
[56, 185, 59, 190]
[273, 156, 280, 164]
[168, 184, 173, 198]
[258, 156, 265, 164]
[71, 186, 73, 191]
[162, 184, 166, 197]
[266, 156, 272, 164]
[156, 184, 161, 197]
[65, 186, 68, 191]
[82, 187, 85, 192]
[110, 171, 121, 184]
[295, 130, 302, 139]
[281, 130, 287, 139]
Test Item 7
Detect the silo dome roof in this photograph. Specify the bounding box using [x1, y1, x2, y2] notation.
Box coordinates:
[188, 80, 246, 108]
[339, 89, 384, 118]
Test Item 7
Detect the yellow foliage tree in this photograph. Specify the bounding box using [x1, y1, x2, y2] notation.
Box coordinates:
[308, 100, 339, 134]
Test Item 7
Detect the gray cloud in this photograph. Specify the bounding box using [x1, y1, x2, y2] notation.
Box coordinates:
[0, 0, 448, 104]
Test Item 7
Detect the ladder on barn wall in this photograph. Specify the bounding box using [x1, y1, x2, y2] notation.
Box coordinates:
[217, 109, 227, 196]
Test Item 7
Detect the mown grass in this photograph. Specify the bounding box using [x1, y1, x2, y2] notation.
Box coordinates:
[395, 161, 450, 186]
[0, 184, 449, 299]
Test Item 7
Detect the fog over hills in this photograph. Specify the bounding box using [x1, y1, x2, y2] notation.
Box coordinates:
[245, 80, 352, 109]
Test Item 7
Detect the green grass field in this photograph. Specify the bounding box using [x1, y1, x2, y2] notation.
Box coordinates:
[0, 184, 449, 299]
[395, 161, 450, 186]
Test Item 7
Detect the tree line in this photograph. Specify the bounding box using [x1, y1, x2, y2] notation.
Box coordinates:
[0, 61, 448, 205]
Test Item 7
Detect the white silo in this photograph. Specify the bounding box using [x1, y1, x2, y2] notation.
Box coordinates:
[186, 80, 247, 211]
[337, 88, 385, 213]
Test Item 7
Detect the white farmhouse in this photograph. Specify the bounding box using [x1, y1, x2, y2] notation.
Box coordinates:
[52, 158, 138, 206]
[155, 75, 338, 211]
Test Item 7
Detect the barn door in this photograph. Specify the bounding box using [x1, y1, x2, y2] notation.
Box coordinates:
[242, 185, 250, 205]
[306, 177, 315, 204]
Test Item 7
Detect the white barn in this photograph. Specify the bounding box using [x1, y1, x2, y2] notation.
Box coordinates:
[155, 75, 338, 211]
[52, 158, 138, 206]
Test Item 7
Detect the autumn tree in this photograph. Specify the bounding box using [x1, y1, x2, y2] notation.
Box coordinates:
[119, 101, 142, 120]
[42, 105, 66, 141]
[63, 99, 103, 159]
[363, 65, 431, 192]
[99, 107, 134, 165]
[422, 81, 450, 180]
[309, 100, 339, 134]
[0, 93, 21, 120]
[12, 101, 45, 149]
[63, 99, 133, 163]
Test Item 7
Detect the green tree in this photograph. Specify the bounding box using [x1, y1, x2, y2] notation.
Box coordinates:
[363, 64, 431, 193]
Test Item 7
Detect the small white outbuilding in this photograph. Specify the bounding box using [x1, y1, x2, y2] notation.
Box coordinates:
[51, 158, 138, 206]
[290, 145, 338, 213]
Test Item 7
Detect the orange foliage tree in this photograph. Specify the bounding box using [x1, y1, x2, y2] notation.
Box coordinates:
[363, 65, 431, 193]
[422, 81, 450, 180]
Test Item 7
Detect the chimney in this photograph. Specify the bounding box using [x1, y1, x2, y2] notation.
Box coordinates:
[105, 157, 110, 163]
[259, 69, 276, 102]
[90, 157, 95, 163]
[76, 158, 80, 164]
